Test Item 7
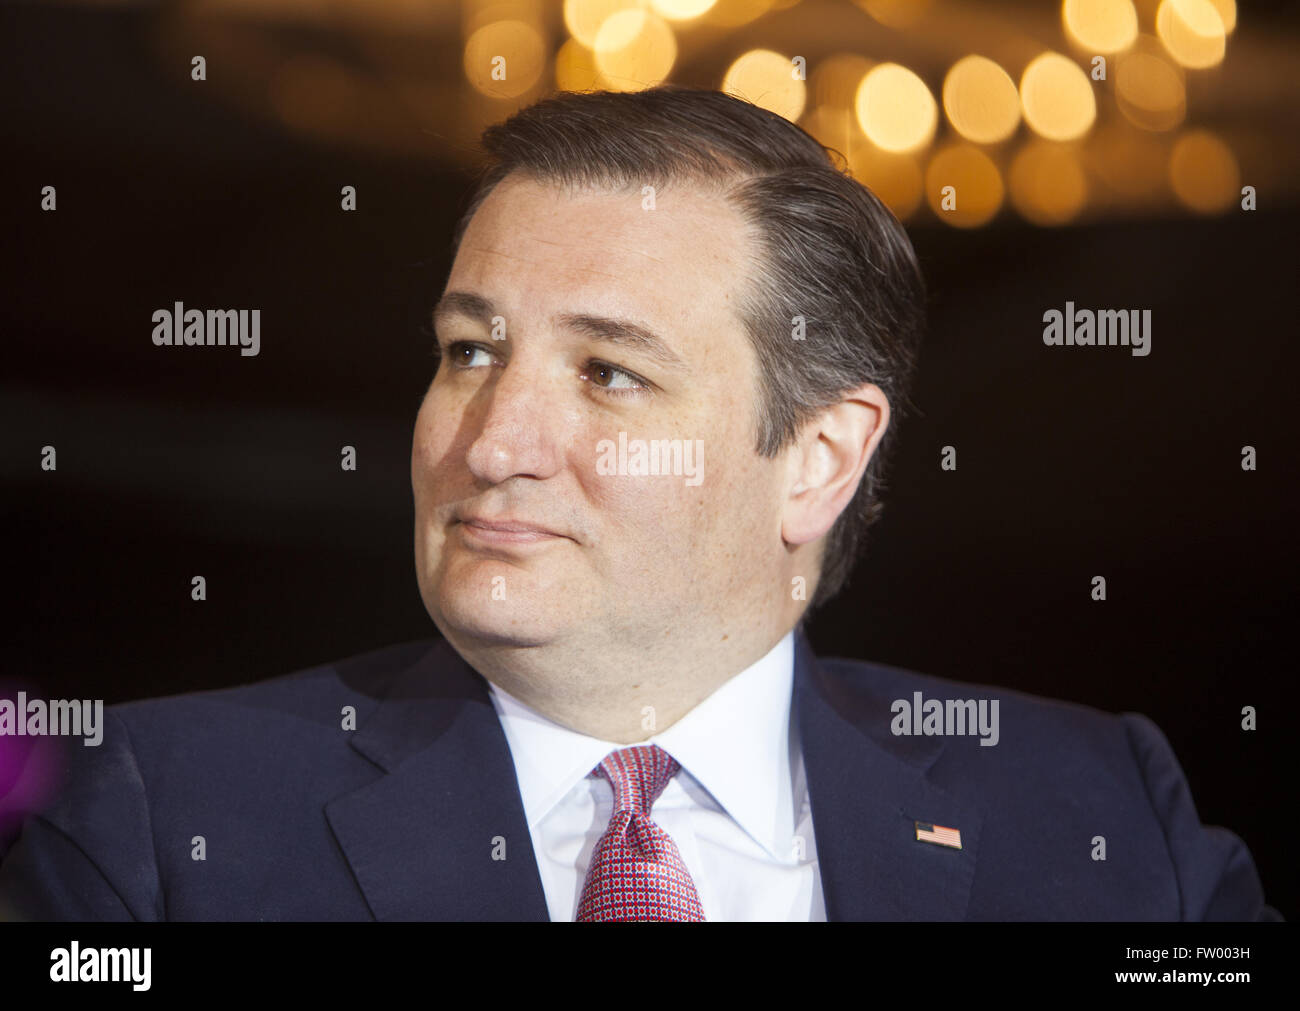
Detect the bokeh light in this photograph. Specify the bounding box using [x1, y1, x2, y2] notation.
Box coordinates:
[855, 63, 937, 153]
[722, 49, 806, 121]
[1009, 140, 1088, 224]
[565, 0, 641, 49]
[925, 144, 1004, 226]
[804, 107, 922, 220]
[943, 55, 1020, 144]
[1207, 0, 1237, 33]
[849, 141, 924, 221]
[853, 0, 934, 29]
[1020, 52, 1096, 141]
[802, 104, 858, 164]
[701, 0, 777, 27]
[159, 0, 1273, 227]
[463, 20, 546, 98]
[556, 36, 603, 92]
[1170, 130, 1240, 212]
[1156, 0, 1227, 69]
[1115, 36, 1186, 131]
[1061, 0, 1138, 54]
[593, 8, 677, 91]
[652, 0, 717, 19]
[811, 53, 874, 109]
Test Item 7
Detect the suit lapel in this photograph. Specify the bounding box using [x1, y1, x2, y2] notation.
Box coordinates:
[324, 638, 549, 921]
[794, 627, 983, 920]
[324, 628, 982, 921]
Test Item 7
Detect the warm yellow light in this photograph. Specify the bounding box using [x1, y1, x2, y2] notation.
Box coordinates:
[1156, 0, 1226, 69]
[925, 144, 1003, 227]
[811, 54, 873, 109]
[802, 105, 856, 160]
[847, 141, 924, 221]
[722, 49, 807, 122]
[1061, 0, 1138, 54]
[802, 110, 912, 214]
[463, 20, 546, 99]
[556, 37, 603, 92]
[701, 0, 776, 27]
[565, 0, 641, 49]
[1020, 52, 1096, 141]
[853, 0, 933, 29]
[943, 55, 1020, 145]
[855, 63, 937, 154]
[652, 0, 717, 19]
[1009, 141, 1087, 224]
[1169, 131, 1239, 213]
[1115, 40, 1185, 131]
[593, 9, 677, 92]
[1207, 0, 1236, 33]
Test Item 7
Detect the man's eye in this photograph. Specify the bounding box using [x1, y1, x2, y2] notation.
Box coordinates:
[444, 342, 493, 368]
[583, 361, 646, 397]
[441, 342, 649, 400]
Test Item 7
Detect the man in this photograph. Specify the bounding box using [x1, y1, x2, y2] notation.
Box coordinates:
[0, 86, 1279, 921]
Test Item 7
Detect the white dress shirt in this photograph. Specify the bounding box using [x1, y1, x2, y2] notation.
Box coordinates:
[486, 630, 826, 921]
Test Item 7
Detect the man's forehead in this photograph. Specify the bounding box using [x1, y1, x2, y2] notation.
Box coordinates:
[447, 174, 755, 347]
[455, 174, 751, 291]
[433, 288, 692, 375]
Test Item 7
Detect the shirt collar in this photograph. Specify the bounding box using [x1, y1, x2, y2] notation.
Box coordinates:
[486, 631, 798, 861]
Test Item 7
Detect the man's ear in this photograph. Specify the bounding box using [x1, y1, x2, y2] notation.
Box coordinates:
[781, 383, 890, 546]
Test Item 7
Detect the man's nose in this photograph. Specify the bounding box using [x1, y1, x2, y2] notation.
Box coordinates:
[463, 353, 565, 485]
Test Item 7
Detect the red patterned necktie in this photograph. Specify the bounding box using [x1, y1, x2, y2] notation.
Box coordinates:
[575, 744, 706, 922]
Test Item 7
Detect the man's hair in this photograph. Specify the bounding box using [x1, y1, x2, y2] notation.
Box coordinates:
[450, 86, 926, 617]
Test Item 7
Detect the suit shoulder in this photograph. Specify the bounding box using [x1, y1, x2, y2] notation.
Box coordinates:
[108, 637, 442, 741]
[809, 650, 1166, 793]
[813, 650, 1127, 739]
[808, 651, 1270, 918]
[48, 638, 447, 832]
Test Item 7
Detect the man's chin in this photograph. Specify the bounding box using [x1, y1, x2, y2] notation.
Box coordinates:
[432, 588, 570, 650]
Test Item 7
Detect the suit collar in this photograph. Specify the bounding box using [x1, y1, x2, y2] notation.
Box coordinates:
[484, 629, 799, 864]
[326, 629, 982, 921]
[325, 638, 549, 920]
[793, 624, 983, 920]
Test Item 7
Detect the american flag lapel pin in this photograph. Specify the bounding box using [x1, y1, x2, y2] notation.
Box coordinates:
[914, 821, 962, 849]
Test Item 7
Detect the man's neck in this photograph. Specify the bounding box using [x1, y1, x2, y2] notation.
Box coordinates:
[447, 623, 796, 742]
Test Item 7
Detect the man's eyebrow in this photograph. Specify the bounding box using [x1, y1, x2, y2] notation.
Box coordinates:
[555, 313, 688, 373]
[433, 290, 689, 374]
[432, 290, 495, 328]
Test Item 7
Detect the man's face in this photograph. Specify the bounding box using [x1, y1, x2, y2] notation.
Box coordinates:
[412, 173, 794, 654]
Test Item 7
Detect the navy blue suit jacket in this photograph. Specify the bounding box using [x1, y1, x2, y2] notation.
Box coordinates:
[0, 629, 1280, 920]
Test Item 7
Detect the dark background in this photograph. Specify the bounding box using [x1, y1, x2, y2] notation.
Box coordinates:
[2, 1, 1295, 918]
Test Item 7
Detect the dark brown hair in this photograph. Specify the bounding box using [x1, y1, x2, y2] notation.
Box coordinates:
[450, 85, 926, 617]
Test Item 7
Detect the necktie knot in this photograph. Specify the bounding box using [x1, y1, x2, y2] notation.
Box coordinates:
[577, 743, 705, 921]
[593, 743, 680, 815]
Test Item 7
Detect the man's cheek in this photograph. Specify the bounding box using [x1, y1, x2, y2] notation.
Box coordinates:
[415, 420, 458, 479]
